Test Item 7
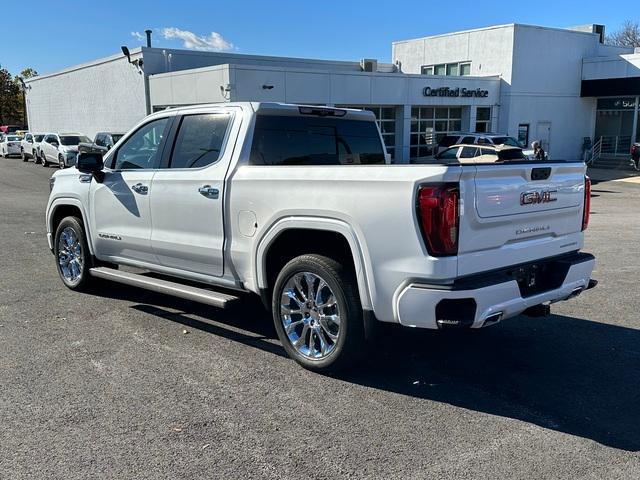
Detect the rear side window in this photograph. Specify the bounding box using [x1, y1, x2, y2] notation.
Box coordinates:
[169, 113, 231, 169]
[460, 146, 478, 158]
[437, 147, 460, 161]
[250, 115, 385, 166]
[112, 117, 170, 170]
[438, 135, 460, 148]
[498, 149, 526, 161]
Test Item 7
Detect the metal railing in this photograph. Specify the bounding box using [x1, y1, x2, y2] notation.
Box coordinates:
[585, 136, 602, 166]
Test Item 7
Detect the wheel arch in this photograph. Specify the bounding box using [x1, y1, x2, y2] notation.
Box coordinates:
[48, 199, 95, 255]
[255, 217, 373, 310]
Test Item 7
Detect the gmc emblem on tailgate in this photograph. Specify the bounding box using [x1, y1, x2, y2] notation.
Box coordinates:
[520, 190, 557, 205]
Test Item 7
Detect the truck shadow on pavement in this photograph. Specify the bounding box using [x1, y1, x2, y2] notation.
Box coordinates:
[98, 283, 640, 452]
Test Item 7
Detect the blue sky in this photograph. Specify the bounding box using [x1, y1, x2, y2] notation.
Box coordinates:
[1, 0, 636, 76]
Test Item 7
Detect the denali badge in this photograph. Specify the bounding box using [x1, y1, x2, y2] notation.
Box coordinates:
[520, 189, 557, 205]
[516, 225, 550, 235]
[98, 233, 122, 241]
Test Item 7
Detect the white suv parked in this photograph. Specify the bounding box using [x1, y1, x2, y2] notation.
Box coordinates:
[40, 133, 91, 168]
[20, 133, 46, 162]
[437, 133, 543, 159]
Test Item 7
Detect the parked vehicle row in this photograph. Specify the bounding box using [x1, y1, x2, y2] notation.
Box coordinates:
[78, 132, 125, 155]
[0, 134, 23, 157]
[1, 131, 91, 168]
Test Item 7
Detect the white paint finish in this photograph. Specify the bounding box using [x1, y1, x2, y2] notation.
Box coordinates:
[89, 170, 157, 264]
[396, 259, 594, 329]
[25, 54, 146, 139]
[284, 71, 330, 104]
[370, 76, 407, 105]
[330, 74, 372, 105]
[150, 65, 230, 106]
[151, 64, 499, 111]
[234, 69, 286, 102]
[392, 23, 636, 160]
[393, 24, 516, 80]
[238, 211, 257, 237]
[582, 53, 640, 80]
[46, 102, 593, 327]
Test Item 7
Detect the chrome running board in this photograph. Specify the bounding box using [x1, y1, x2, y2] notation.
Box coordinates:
[89, 267, 239, 309]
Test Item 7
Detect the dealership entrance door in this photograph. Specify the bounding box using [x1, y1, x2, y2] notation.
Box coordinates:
[594, 97, 640, 156]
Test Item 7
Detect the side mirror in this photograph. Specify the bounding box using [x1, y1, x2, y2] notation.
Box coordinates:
[77, 152, 104, 181]
[51, 141, 59, 148]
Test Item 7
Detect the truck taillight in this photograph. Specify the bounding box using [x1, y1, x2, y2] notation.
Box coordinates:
[582, 175, 591, 231]
[417, 184, 459, 256]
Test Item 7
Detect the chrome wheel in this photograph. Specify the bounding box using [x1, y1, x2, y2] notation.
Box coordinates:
[57, 227, 84, 284]
[280, 272, 341, 359]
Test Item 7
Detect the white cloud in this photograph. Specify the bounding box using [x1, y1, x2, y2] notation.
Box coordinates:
[131, 31, 145, 42]
[161, 27, 233, 52]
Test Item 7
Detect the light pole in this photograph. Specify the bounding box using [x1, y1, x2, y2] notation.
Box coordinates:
[17, 77, 29, 129]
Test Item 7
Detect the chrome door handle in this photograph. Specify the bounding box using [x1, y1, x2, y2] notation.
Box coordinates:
[131, 183, 148, 194]
[198, 185, 219, 198]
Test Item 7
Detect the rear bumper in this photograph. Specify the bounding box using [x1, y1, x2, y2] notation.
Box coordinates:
[395, 252, 595, 329]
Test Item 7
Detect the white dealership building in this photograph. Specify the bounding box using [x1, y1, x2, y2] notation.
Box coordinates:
[25, 22, 640, 163]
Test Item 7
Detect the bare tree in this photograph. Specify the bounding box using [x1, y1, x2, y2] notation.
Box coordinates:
[606, 20, 640, 48]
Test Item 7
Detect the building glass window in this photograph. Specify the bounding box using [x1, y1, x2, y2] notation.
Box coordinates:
[434, 64, 446, 76]
[421, 62, 472, 76]
[475, 107, 492, 133]
[339, 105, 396, 159]
[410, 106, 463, 159]
[517, 124, 530, 147]
[446, 64, 459, 76]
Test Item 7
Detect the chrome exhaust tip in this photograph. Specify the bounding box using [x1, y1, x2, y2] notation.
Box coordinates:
[566, 287, 584, 300]
[482, 312, 503, 327]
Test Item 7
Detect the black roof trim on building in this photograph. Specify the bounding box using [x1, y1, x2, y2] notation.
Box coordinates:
[581, 77, 640, 97]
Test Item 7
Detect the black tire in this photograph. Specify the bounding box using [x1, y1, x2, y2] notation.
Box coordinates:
[41, 153, 48, 167]
[21, 149, 28, 162]
[272, 254, 364, 373]
[58, 155, 65, 169]
[53, 216, 93, 291]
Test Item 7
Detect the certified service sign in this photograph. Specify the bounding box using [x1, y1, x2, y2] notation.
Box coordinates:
[423, 86, 489, 98]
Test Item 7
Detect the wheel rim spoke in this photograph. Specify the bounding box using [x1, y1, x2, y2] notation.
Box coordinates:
[293, 274, 307, 302]
[280, 271, 341, 360]
[57, 227, 83, 283]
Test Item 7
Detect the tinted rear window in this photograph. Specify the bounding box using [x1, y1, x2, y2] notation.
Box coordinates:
[491, 136, 522, 148]
[34, 135, 44, 142]
[60, 135, 91, 145]
[498, 149, 526, 161]
[438, 135, 460, 148]
[250, 115, 385, 166]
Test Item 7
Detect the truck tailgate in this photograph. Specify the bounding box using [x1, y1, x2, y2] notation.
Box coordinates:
[457, 162, 587, 276]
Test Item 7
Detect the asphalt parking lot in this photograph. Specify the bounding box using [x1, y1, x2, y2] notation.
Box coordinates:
[1, 157, 639, 479]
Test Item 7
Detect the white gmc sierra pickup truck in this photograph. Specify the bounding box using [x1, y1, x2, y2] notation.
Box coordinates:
[46, 103, 596, 372]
